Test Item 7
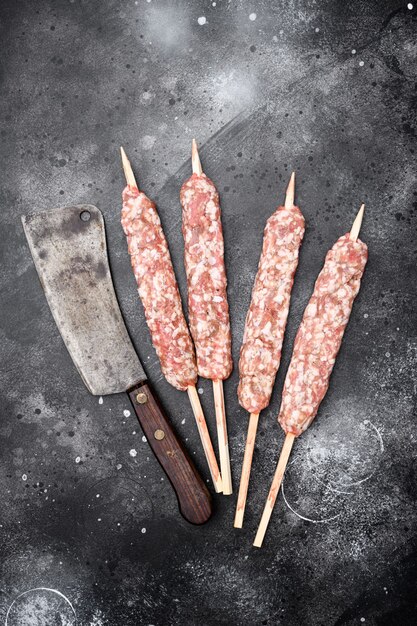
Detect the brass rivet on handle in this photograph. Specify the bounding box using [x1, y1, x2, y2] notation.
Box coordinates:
[136, 391, 148, 404]
[154, 429, 165, 441]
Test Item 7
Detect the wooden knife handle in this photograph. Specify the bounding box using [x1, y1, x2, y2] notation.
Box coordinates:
[128, 382, 212, 525]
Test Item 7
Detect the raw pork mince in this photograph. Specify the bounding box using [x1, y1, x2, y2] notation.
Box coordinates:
[238, 204, 305, 414]
[278, 234, 368, 436]
[180, 173, 232, 381]
[121, 185, 197, 391]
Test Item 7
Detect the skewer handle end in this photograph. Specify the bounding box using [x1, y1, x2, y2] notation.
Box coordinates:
[212, 379, 233, 495]
[253, 432, 295, 548]
[187, 385, 223, 493]
[233, 412, 260, 528]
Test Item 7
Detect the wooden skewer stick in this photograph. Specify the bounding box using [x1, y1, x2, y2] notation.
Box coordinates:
[253, 432, 295, 548]
[120, 147, 223, 493]
[190, 139, 233, 495]
[284, 171, 295, 209]
[253, 204, 366, 548]
[120, 147, 138, 189]
[213, 379, 233, 494]
[234, 412, 259, 528]
[191, 138, 203, 176]
[349, 203, 365, 242]
[187, 386, 223, 493]
[234, 172, 297, 528]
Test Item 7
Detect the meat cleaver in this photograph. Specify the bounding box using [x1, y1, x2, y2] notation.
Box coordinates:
[22, 204, 212, 525]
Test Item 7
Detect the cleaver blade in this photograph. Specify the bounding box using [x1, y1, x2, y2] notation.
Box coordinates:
[22, 204, 145, 396]
[22, 204, 212, 525]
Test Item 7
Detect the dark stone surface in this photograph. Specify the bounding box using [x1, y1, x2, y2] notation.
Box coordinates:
[1, 1, 416, 624]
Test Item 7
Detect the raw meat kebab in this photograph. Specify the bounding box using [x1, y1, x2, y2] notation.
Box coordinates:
[120, 147, 223, 493]
[254, 204, 368, 547]
[234, 172, 305, 528]
[180, 140, 233, 494]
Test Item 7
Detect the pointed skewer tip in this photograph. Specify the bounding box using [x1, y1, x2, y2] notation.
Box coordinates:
[349, 203, 365, 242]
[120, 146, 129, 166]
[191, 139, 203, 176]
[120, 147, 138, 189]
[284, 171, 295, 209]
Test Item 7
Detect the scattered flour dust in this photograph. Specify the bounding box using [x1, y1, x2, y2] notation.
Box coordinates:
[249, 13, 257, 21]
[197, 16, 207, 25]
[5, 588, 77, 626]
[89, 610, 106, 625]
[142, 135, 156, 150]
[123, 410, 131, 418]
[129, 449, 138, 458]
[98, 397, 103, 405]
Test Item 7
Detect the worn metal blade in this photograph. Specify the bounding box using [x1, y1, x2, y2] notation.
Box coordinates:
[22, 204, 146, 395]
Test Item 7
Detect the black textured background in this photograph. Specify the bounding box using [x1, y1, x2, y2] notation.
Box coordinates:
[1, 1, 416, 624]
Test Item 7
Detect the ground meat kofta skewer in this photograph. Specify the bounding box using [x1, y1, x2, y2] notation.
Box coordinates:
[234, 172, 305, 529]
[120, 147, 223, 493]
[180, 140, 233, 495]
[253, 204, 368, 547]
